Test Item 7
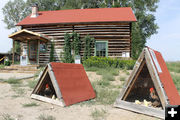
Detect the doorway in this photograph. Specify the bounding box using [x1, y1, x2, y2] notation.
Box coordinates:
[28, 40, 38, 64]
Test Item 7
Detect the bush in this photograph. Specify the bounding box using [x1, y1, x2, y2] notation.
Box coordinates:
[83, 56, 135, 70]
[4, 60, 12, 66]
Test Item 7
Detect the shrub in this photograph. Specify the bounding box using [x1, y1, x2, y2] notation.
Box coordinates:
[4, 60, 12, 66]
[83, 56, 135, 70]
[49, 41, 55, 62]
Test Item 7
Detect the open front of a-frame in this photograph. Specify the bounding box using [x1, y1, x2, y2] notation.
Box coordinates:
[114, 48, 169, 119]
[31, 64, 65, 106]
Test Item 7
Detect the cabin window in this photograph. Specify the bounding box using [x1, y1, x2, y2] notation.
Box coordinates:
[40, 42, 47, 52]
[95, 41, 108, 57]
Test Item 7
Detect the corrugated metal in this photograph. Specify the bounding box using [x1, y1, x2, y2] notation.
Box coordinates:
[148, 48, 180, 105]
[17, 7, 136, 26]
[50, 62, 96, 106]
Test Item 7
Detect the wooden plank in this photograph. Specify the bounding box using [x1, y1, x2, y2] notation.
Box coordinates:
[114, 100, 165, 119]
[144, 48, 168, 109]
[47, 63, 62, 99]
[31, 94, 65, 107]
[32, 66, 48, 94]
[12, 40, 15, 64]
[118, 50, 145, 100]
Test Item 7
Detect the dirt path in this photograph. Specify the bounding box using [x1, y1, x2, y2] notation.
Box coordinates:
[0, 71, 160, 120]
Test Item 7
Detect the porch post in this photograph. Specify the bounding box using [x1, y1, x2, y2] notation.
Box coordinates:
[12, 40, 15, 64]
[37, 40, 40, 65]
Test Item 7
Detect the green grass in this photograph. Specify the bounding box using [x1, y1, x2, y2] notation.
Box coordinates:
[38, 114, 56, 120]
[84, 67, 121, 105]
[22, 102, 39, 107]
[4, 78, 21, 84]
[91, 108, 107, 120]
[120, 76, 126, 81]
[27, 80, 38, 89]
[166, 62, 180, 93]
[0, 64, 5, 69]
[95, 87, 119, 105]
[167, 62, 180, 73]
[1, 114, 15, 120]
[84, 67, 99, 72]
[171, 74, 180, 93]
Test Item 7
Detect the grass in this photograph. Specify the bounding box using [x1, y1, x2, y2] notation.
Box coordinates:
[27, 79, 38, 89]
[4, 78, 21, 84]
[84, 67, 121, 105]
[167, 62, 180, 93]
[38, 114, 56, 120]
[171, 73, 180, 93]
[95, 87, 119, 105]
[0, 64, 5, 69]
[167, 62, 180, 73]
[91, 108, 107, 120]
[22, 102, 39, 107]
[1, 114, 15, 120]
[120, 76, 126, 81]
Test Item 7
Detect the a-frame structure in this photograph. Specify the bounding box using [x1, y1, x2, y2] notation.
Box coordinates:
[114, 47, 180, 119]
[31, 62, 96, 106]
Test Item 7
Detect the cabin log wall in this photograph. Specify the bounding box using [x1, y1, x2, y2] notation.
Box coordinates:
[23, 22, 131, 65]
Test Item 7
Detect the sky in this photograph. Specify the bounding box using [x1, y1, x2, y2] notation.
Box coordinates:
[0, 0, 180, 61]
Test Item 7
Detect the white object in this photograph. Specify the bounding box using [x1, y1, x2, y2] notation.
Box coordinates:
[74, 55, 81, 64]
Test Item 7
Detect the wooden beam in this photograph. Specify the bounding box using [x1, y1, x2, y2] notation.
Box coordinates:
[31, 94, 65, 107]
[115, 100, 165, 119]
[123, 60, 146, 100]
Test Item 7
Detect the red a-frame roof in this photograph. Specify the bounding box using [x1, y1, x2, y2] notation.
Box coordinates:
[17, 7, 136, 26]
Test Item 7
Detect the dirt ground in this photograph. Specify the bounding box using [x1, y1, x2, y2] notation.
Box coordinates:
[0, 71, 160, 120]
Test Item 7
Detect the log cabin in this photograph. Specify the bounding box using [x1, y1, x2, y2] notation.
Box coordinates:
[9, 4, 136, 66]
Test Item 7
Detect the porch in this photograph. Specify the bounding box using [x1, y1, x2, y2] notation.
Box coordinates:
[9, 29, 50, 66]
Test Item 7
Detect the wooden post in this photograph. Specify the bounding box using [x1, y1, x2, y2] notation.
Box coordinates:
[12, 40, 15, 64]
[130, 22, 132, 58]
[37, 40, 40, 65]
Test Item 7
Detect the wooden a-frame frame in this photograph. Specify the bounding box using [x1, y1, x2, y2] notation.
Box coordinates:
[114, 48, 169, 119]
[31, 63, 65, 107]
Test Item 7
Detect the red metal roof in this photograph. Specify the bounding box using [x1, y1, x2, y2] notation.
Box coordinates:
[50, 62, 96, 106]
[17, 7, 136, 26]
[148, 48, 180, 105]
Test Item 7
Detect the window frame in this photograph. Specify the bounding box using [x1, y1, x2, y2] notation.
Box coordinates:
[94, 41, 108, 57]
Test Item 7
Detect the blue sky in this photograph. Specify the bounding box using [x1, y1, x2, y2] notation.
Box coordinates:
[0, 0, 180, 61]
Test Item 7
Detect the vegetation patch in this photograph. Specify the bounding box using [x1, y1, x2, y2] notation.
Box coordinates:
[83, 56, 135, 69]
[1, 114, 15, 120]
[0, 64, 5, 69]
[28, 80, 38, 89]
[91, 108, 107, 120]
[4, 78, 21, 84]
[171, 73, 180, 93]
[38, 114, 56, 120]
[23, 102, 39, 107]
[167, 62, 180, 73]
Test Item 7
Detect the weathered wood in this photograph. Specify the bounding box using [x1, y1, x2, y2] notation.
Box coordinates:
[47, 64, 62, 99]
[21, 23, 132, 64]
[114, 100, 165, 119]
[123, 60, 146, 100]
[12, 40, 15, 64]
[31, 94, 65, 107]
[144, 48, 168, 109]
[118, 50, 145, 100]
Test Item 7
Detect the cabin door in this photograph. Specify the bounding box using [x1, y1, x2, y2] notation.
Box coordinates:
[28, 41, 38, 64]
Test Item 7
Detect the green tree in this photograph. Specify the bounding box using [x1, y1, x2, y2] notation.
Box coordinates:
[63, 33, 73, 63]
[2, 0, 30, 29]
[71, 32, 81, 55]
[49, 41, 55, 62]
[26, 0, 64, 11]
[83, 35, 95, 60]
